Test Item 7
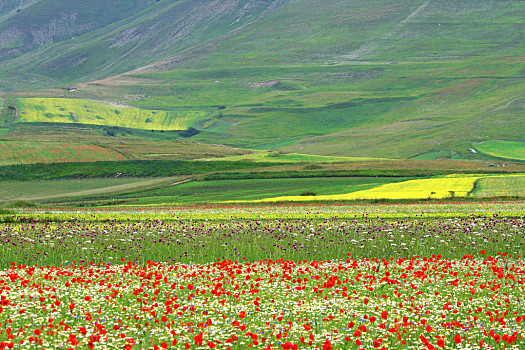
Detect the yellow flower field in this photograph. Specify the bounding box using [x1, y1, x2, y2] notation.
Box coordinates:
[255, 175, 482, 202]
[16, 98, 206, 131]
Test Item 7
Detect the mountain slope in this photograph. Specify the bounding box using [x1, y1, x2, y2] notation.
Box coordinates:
[2, 0, 524, 160]
[135, 0, 525, 71]
[0, 0, 157, 60]
[0, 0, 292, 91]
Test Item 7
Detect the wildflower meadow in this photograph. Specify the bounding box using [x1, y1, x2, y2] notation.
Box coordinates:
[0, 202, 524, 349]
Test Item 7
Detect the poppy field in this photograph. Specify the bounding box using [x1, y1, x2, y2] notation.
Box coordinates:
[0, 202, 524, 349]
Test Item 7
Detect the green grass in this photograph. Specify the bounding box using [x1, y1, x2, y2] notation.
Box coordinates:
[411, 150, 455, 160]
[16, 98, 206, 131]
[0, 206, 523, 350]
[472, 175, 525, 198]
[130, 0, 525, 156]
[474, 140, 525, 161]
[1, 206, 524, 266]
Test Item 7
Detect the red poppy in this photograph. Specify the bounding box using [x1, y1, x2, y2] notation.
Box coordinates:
[194, 333, 204, 346]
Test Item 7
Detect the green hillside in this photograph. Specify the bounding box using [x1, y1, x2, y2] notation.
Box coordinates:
[0, 0, 524, 161]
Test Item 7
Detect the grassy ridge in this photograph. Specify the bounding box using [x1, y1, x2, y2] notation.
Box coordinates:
[0, 0, 156, 61]
[116, 0, 525, 157]
[67, 57, 525, 159]
[1, 0, 525, 162]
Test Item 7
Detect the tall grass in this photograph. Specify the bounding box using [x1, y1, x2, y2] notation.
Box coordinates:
[0, 213, 523, 269]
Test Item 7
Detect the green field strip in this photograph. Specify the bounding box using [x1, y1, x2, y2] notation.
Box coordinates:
[45, 201, 525, 220]
[474, 140, 525, 161]
[472, 175, 525, 198]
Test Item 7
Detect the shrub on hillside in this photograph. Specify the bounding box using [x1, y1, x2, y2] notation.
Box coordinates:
[300, 191, 316, 196]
